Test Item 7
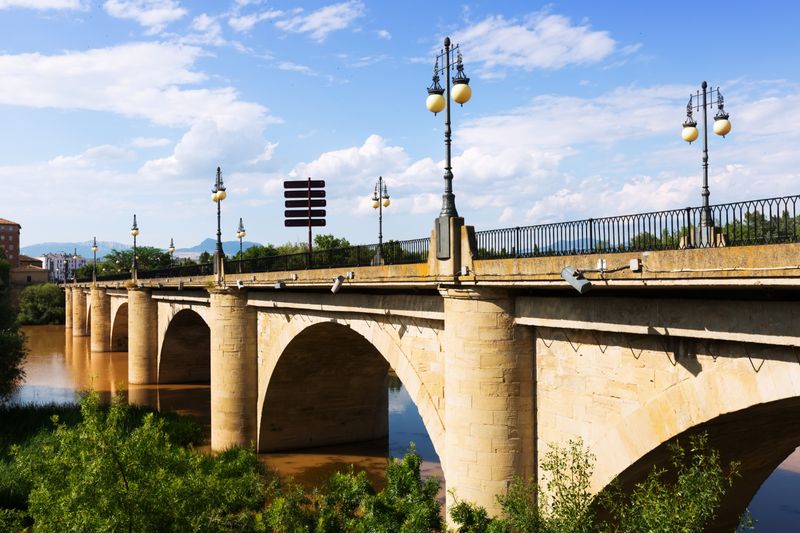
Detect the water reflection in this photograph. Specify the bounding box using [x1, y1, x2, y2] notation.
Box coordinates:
[15, 325, 443, 493]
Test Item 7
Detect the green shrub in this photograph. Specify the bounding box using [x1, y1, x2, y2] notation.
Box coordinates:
[16, 283, 65, 325]
[15, 392, 265, 532]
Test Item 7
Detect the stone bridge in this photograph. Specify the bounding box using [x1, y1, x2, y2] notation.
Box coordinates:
[64, 227, 800, 529]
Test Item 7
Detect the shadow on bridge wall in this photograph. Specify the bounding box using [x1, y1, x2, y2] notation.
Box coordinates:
[259, 322, 390, 453]
[158, 309, 210, 384]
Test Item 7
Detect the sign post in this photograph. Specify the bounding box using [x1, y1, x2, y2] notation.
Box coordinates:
[284, 178, 326, 266]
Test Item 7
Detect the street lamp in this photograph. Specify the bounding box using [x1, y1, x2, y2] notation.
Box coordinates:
[62, 253, 68, 285]
[236, 218, 246, 273]
[211, 166, 227, 280]
[426, 36, 471, 258]
[130, 214, 139, 279]
[371, 176, 391, 265]
[168, 238, 176, 267]
[681, 81, 732, 245]
[72, 248, 78, 283]
[91, 237, 98, 283]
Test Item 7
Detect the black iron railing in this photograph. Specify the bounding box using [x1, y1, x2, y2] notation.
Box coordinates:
[94, 272, 133, 282]
[137, 263, 213, 279]
[475, 195, 800, 259]
[227, 237, 430, 274]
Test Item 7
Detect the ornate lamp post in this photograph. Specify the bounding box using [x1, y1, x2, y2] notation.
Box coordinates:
[168, 238, 176, 267]
[72, 248, 78, 283]
[91, 237, 98, 283]
[235, 218, 246, 273]
[681, 81, 732, 245]
[371, 176, 391, 265]
[130, 214, 139, 280]
[211, 166, 227, 281]
[62, 253, 68, 285]
[426, 36, 471, 259]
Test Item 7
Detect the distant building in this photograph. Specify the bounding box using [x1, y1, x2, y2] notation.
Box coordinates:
[0, 218, 21, 267]
[0, 220, 49, 306]
[40, 252, 88, 283]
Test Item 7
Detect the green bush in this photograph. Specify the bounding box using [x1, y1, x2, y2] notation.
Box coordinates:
[15, 392, 265, 532]
[16, 283, 65, 325]
[450, 435, 737, 533]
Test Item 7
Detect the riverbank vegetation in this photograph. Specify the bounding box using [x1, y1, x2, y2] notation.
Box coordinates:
[0, 251, 26, 400]
[16, 283, 64, 325]
[0, 391, 742, 532]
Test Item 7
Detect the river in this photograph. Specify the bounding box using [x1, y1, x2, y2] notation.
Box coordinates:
[12, 325, 800, 530]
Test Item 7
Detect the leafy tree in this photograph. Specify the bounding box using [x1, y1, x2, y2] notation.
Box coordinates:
[599, 433, 737, 533]
[97, 247, 173, 274]
[15, 392, 266, 532]
[0, 250, 26, 401]
[450, 435, 737, 533]
[264, 444, 443, 532]
[198, 251, 212, 264]
[232, 244, 279, 261]
[16, 284, 65, 325]
[314, 234, 351, 250]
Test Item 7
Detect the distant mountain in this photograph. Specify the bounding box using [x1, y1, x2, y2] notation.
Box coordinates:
[21, 238, 262, 261]
[176, 238, 261, 255]
[20, 240, 129, 259]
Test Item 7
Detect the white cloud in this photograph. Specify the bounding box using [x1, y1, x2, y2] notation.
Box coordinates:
[376, 29, 390, 40]
[103, 0, 186, 34]
[183, 13, 225, 46]
[290, 135, 409, 192]
[275, 0, 364, 42]
[452, 11, 616, 78]
[0, 42, 280, 181]
[131, 137, 171, 148]
[247, 142, 279, 165]
[0, 0, 84, 9]
[48, 144, 135, 169]
[228, 9, 282, 32]
[278, 61, 315, 75]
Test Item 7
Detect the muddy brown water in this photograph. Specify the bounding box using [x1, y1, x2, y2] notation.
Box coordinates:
[12, 325, 800, 529]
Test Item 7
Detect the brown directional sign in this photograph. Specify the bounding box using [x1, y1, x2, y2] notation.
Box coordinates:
[285, 209, 326, 218]
[284, 179, 325, 188]
[283, 177, 327, 262]
[285, 199, 327, 208]
[284, 189, 326, 198]
[285, 219, 326, 227]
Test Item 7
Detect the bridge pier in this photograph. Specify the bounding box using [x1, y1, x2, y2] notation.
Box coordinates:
[210, 289, 257, 450]
[90, 287, 110, 352]
[128, 288, 158, 385]
[441, 287, 535, 519]
[71, 287, 87, 337]
[64, 286, 72, 331]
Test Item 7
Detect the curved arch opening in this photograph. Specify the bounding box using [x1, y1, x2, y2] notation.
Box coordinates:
[110, 303, 128, 351]
[260, 322, 391, 452]
[159, 309, 210, 384]
[610, 397, 800, 532]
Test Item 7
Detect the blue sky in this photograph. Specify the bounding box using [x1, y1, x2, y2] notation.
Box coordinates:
[2, 0, 800, 250]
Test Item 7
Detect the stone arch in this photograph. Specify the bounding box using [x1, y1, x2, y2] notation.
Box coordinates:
[258, 313, 445, 461]
[158, 308, 210, 384]
[589, 344, 800, 530]
[110, 302, 128, 351]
